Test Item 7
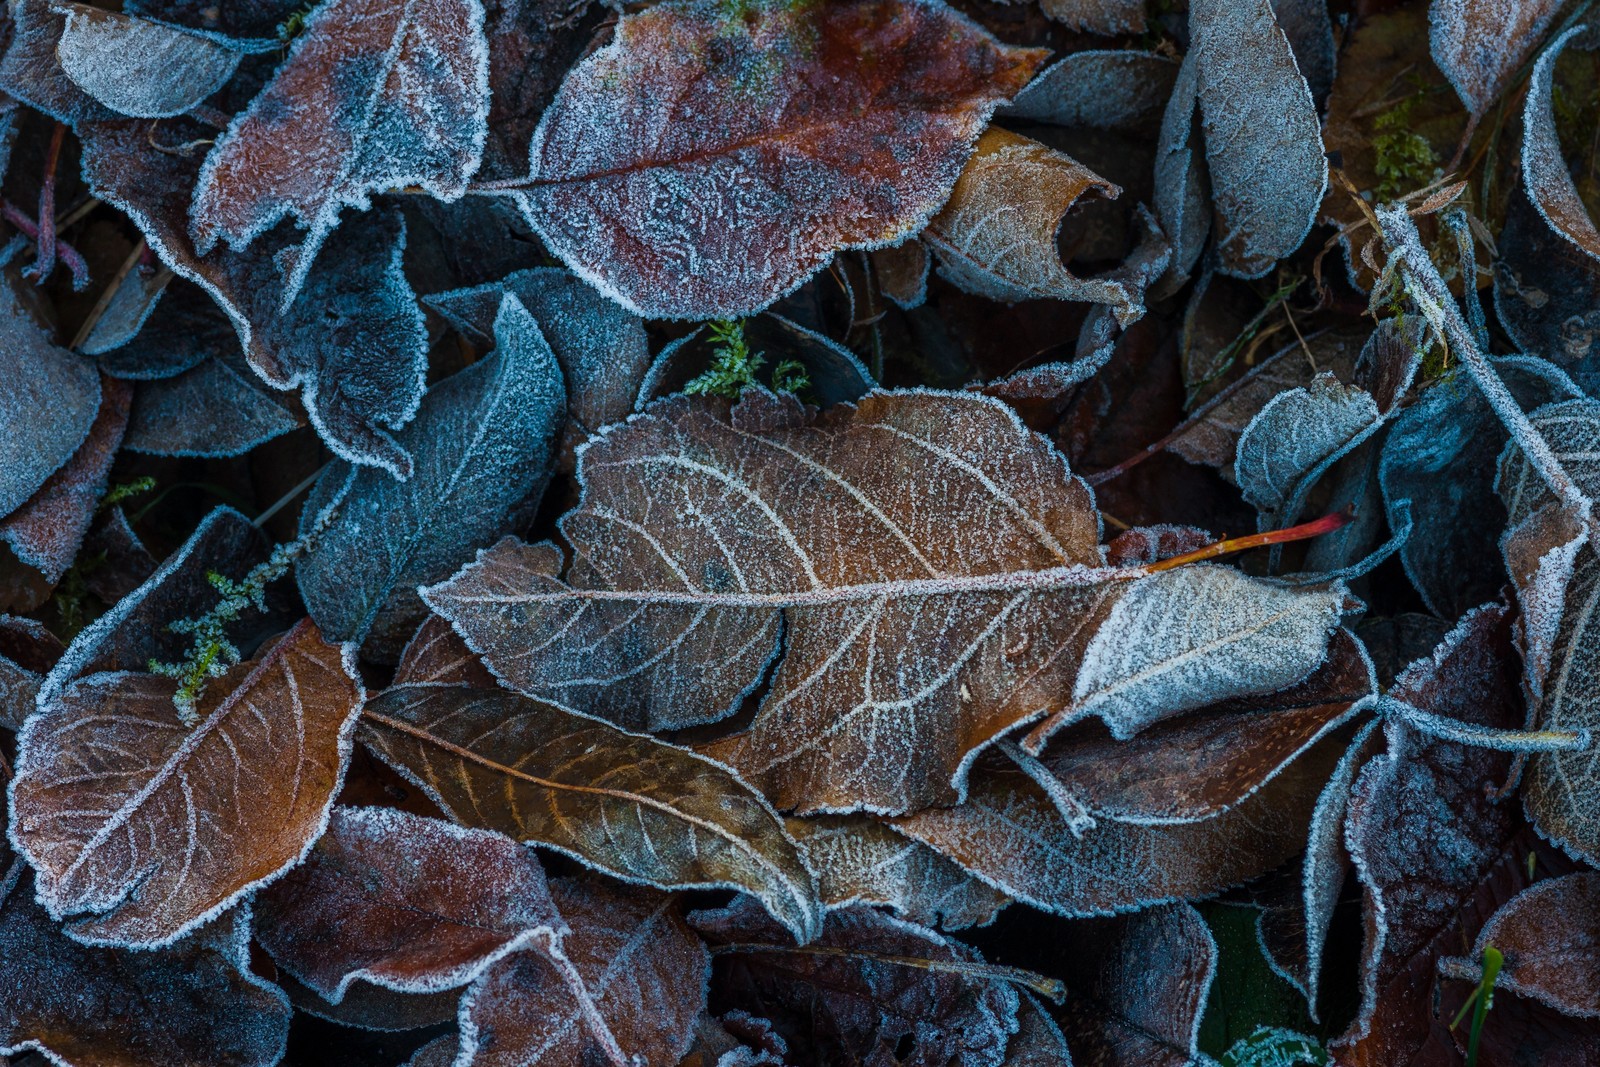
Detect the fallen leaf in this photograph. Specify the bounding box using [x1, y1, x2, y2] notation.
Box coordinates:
[1493, 187, 1600, 394]
[1152, 51, 1208, 293]
[279, 973, 462, 1033]
[476, 0, 604, 183]
[0, 615, 64, 732]
[0, 0, 123, 124]
[1442, 871, 1600, 1020]
[1004, 994, 1076, 1066]
[870, 238, 932, 309]
[190, 0, 492, 304]
[508, 0, 1045, 318]
[1002, 50, 1179, 134]
[1027, 0, 1146, 35]
[635, 313, 877, 410]
[459, 877, 709, 1067]
[1521, 23, 1600, 265]
[123, 0, 302, 38]
[1271, 0, 1336, 104]
[10, 618, 364, 947]
[124, 349, 305, 458]
[255, 805, 567, 1002]
[296, 292, 564, 662]
[1432, 0, 1563, 126]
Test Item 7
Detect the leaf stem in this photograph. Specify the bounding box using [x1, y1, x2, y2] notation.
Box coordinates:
[709, 942, 1067, 1003]
[1378, 696, 1593, 752]
[1143, 510, 1352, 573]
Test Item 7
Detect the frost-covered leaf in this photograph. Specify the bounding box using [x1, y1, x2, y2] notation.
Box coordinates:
[1444, 871, 1600, 1021]
[297, 294, 563, 663]
[635, 313, 877, 410]
[894, 739, 1335, 916]
[92, 279, 221, 380]
[691, 896, 1020, 1067]
[1332, 604, 1525, 1064]
[1494, 189, 1600, 395]
[1023, 563, 1349, 751]
[125, 350, 305, 458]
[392, 612, 495, 689]
[1056, 904, 1215, 1067]
[476, 0, 604, 183]
[784, 814, 1009, 930]
[0, 878, 292, 1067]
[190, 0, 492, 304]
[924, 128, 1168, 324]
[1027, 0, 1146, 34]
[426, 267, 647, 469]
[54, 3, 269, 119]
[1521, 24, 1600, 266]
[0, 376, 130, 584]
[1034, 627, 1372, 823]
[459, 877, 708, 1067]
[0, 282, 101, 520]
[80, 266, 173, 358]
[871, 238, 931, 310]
[1270, 0, 1336, 104]
[1004, 994, 1075, 1066]
[9, 618, 364, 947]
[1002, 50, 1178, 134]
[1433, 0, 1563, 123]
[1152, 51, 1208, 294]
[360, 682, 822, 942]
[255, 806, 566, 1002]
[1191, 0, 1328, 278]
[0, 616, 63, 732]
[79, 118, 427, 476]
[280, 973, 461, 1033]
[508, 0, 1045, 318]
[0, 0, 123, 124]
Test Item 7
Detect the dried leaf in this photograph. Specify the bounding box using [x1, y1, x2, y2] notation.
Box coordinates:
[1270, 0, 1336, 104]
[190, 0, 492, 303]
[0, 283, 102, 520]
[924, 128, 1167, 324]
[476, 0, 604, 183]
[1444, 871, 1600, 1020]
[79, 118, 428, 476]
[510, 0, 1045, 318]
[426, 267, 649, 469]
[1521, 23, 1600, 266]
[0, 616, 64, 732]
[635, 313, 877, 410]
[255, 805, 566, 1002]
[1152, 51, 1208, 293]
[0, 375, 130, 584]
[125, 349, 305, 458]
[0, 0, 122, 124]
[1433, 0, 1564, 123]
[0, 882, 292, 1067]
[1191, 0, 1328, 278]
[92, 278, 221, 380]
[55, 4, 267, 119]
[1494, 187, 1600, 395]
[297, 293, 563, 662]
[785, 814, 1010, 930]
[1031, 0, 1146, 35]
[691, 896, 1020, 1067]
[279, 973, 461, 1033]
[1002, 50, 1178, 134]
[871, 238, 932, 310]
[1003, 994, 1075, 1067]
[360, 682, 822, 942]
[10, 618, 364, 947]
[459, 877, 709, 1067]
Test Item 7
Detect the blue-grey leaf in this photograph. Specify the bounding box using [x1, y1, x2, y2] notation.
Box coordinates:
[636, 313, 876, 410]
[297, 294, 564, 663]
[1493, 188, 1600, 396]
[0, 286, 101, 519]
[124, 350, 303, 458]
[92, 279, 225, 380]
[1002, 50, 1179, 134]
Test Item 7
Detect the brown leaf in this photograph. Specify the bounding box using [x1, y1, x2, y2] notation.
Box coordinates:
[691, 896, 1020, 1067]
[784, 814, 1010, 930]
[360, 683, 822, 942]
[254, 806, 566, 1003]
[508, 0, 1046, 318]
[924, 128, 1167, 324]
[392, 613, 496, 689]
[1004, 994, 1075, 1066]
[281, 972, 461, 1033]
[0, 375, 131, 585]
[870, 238, 932, 310]
[0, 615, 63, 732]
[9, 618, 364, 947]
[460, 877, 709, 1067]
[1431, 0, 1563, 124]
[477, 0, 605, 183]
[0, 882, 292, 1067]
[1522, 25, 1600, 266]
[1442, 871, 1600, 1020]
[190, 0, 491, 303]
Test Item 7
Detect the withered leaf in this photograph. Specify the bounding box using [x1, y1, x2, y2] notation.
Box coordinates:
[0, 375, 130, 585]
[0, 0, 122, 124]
[1270, 0, 1336, 104]
[1433, 0, 1564, 124]
[1004, 994, 1075, 1066]
[1152, 51, 1208, 293]
[0, 615, 63, 732]
[1002, 49, 1179, 134]
[1522, 24, 1600, 266]
[459, 877, 709, 1067]
[893, 739, 1335, 917]
[785, 814, 1010, 930]
[1028, 0, 1146, 35]
[871, 238, 932, 310]
[91, 278, 221, 380]
[279, 973, 461, 1033]
[510, 0, 1046, 318]
[425, 390, 1342, 815]
[0, 882, 292, 1067]
[0, 283, 101, 520]
[691, 896, 1020, 1067]
[360, 682, 822, 942]
[297, 293, 563, 663]
[79, 118, 428, 477]
[190, 0, 492, 303]
[924, 128, 1168, 325]
[10, 618, 363, 947]
[124, 349, 305, 458]
[54, 3, 269, 120]
[1190, 0, 1328, 278]
[255, 805, 566, 1002]
[1494, 187, 1600, 394]
[1443, 871, 1600, 1021]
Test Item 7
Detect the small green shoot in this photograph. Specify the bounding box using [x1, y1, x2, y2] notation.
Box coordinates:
[1448, 944, 1505, 1067]
[684, 319, 811, 399]
[1372, 96, 1441, 203]
[98, 476, 156, 513]
[277, 3, 316, 43]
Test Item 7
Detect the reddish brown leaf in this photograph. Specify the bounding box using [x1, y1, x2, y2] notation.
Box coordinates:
[1432, 0, 1563, 123]
[1522, 24, 1600, 266]
[255, 806, 566, 1003]
[460, 877, 709, 1067]
[9, 618, 364, 947]
[508, 0, 1046, 318]
[0, 375, 130, 585]
[0, 615, 63, 732]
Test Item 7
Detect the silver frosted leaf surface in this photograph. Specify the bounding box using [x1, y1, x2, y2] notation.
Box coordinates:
[0, 287, 101, 520]
[55, 4, 256, 119]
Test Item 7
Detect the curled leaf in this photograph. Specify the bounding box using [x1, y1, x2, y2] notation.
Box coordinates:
[1433, 0, 1564, 124]
[1522, 23, 1600, 266]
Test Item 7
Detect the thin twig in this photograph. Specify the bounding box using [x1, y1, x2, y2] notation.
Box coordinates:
[1, 198, 89, 289]
[710, 943, 1067, 1003]
[26, 122, 67, 285]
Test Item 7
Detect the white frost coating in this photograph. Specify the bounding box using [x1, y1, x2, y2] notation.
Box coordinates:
[0, 287, 101, 520]
[1151, 50, 1207, 294]
[1062, 564, 1347, 741]
[190, 0, 492, 308]
[1500, 501, 1588, 707]
[1433, 0, 1563, 119]
[1191, 0, 1328, 279]
[1001, 49, 1179, 132]
[124, 351, 304, 458]
[1521, 23, 1600, 266]
[1235, 372, 1379, 520]
[54, 4, 245, 118]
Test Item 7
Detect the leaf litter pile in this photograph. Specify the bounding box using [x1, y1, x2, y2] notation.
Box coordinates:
[5, 0, 1600, 1063]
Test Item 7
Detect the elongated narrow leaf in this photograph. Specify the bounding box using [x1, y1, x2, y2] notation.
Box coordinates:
[10, 618, 364, 947]
[1522, 24, 1600, 266]
[191, 0, 491, 303]
[297, 294, 563, 662]
[1433, 0, 1563, 124]
[360, 683, 821, 942]
[459, 877, 709, 1067]
[255, 806, 566, 1002]
[509, 0, 1045, 318]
